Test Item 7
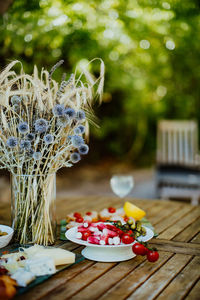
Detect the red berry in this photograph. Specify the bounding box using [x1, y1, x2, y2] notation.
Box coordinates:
[86, 212, 92, 216]
[76, 217, 84, 223]
[147, 251, 159, 262]
[121, 233, 134, 244]
[74, 212, 81, 218]
[82, 230, 91, 241]
[132, 243, 148, 256]
[108, 207, 116, 213]
[0, 266, 8, 275]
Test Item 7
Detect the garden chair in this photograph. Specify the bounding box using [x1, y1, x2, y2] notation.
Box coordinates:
[156, 120, 200, 205]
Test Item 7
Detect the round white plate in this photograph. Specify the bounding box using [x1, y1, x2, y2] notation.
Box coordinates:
[65, 225, 154, 262]
[0, 225, 14, 249]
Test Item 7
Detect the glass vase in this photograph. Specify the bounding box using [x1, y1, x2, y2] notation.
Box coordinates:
[11, 173, 56, 246]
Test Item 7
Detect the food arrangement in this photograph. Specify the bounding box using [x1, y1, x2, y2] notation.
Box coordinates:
[65, 202, 159, 262]
[66, 201, 146, 229]
[76, 220, 145, 245]
[0, 245, 75, 299]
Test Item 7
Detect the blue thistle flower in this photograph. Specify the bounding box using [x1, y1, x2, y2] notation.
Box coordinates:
[71, 135, 84, 147]
[18, 122, 29, 134]
[44, 134, 54, 145]
[76, 110, 85, 121]
[56, 115, 70, 127]
[78, 144, 89, 155]
[70, 152, 81, 163]
[52, 104, 65, 116]
[20, 140, 31, 150]
[11, 96, 21, 105]
[73, 127, 81, 135]
[13, 104, 20, 112]
[27, 148, 34, 157]
[65, 108, 75, 119]
[35, 118, 49, 133]
[78, 125, 85, 134]
[6, 137, 18, 148]
[33, 151, 42, 160]
[26, 133, 35, 141]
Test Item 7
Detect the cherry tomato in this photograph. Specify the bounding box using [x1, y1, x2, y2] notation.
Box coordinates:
[127, 230, 134, 235]
[82, 230, 91, 241]
[121, 233, 134, 244]
[86, 212, 92, 216]
[74, 212, 81, 218]
[108, 207, 116, 213]
[124, 217, 129, 222]
[147, 251, 159, 262]
[76, 217, 84, 223]
[132, 243, 148, 256]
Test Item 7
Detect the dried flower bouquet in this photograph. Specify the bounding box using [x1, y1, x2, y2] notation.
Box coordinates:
[0, 59, 104, 245]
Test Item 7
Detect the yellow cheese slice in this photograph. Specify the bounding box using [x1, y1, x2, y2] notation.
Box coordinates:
[123, 201, 146, 220]
[24, 245, 75, 266]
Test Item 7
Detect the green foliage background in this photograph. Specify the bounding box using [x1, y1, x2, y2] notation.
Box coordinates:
[0, 0, 200, 165]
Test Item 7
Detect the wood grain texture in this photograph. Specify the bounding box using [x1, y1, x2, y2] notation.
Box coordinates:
[185, 280, 200, 300]
[156, 256, 200, 300]
[149, 239, 200, 256]
[1, 197, 200, 300]
[99, 251, 173, 300]
[127, 254, 193, 300]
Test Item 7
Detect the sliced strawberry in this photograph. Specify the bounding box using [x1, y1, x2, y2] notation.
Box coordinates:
[82, 230, 91, 241]
[100, 234, 109, 245]
[97, 222, 107, 231]
[78, 226, 91, 233]
[102, 228, 118, 238]
[87, 236, 100, 245]
[106, 224, 124, 237]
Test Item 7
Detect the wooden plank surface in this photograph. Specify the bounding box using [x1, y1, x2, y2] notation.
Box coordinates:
[0, 197, 200, 300]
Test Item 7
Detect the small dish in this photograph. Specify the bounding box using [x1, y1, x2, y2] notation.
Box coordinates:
[66, 226, 154, 262]
[0, 225, 14, 248]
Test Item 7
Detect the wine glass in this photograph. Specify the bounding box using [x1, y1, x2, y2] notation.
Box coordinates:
[110, 175, 134, 200]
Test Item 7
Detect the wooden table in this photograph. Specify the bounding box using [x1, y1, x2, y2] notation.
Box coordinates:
[0, 196, 200, 300]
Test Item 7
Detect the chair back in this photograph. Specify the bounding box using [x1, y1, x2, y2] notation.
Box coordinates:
[157, 120, 199, 166]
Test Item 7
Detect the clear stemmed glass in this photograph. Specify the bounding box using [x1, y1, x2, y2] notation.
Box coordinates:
[110, 175, 134, 201]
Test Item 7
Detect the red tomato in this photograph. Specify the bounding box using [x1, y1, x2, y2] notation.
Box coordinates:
[74, 212, 81, 218]
[132, 243, 148, 256]
[76, 217, 84, 223]
[124, 217, 129, 222]
[127, 230, 134, 235]
[147, 251, 159, 262]
[86, 212, 92, 216]
[82, 230, 91, 241]
[121, 233, 134, 244]
[108, 207, 116, 213]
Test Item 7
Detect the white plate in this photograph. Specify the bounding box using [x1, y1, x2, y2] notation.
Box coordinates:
[0, 225, 14, 249]
[65, 225, 154, 262]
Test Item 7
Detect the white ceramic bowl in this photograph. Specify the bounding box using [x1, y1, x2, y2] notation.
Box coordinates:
[66, 225, 154, 262]
[0, 225, 14, 249]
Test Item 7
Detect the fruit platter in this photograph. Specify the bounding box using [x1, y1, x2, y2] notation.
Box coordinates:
[64, 202, 158, 262]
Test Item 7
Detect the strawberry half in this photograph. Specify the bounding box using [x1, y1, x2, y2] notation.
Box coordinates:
[87, 236, 100, 245]
[102, 228, 118, 238]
